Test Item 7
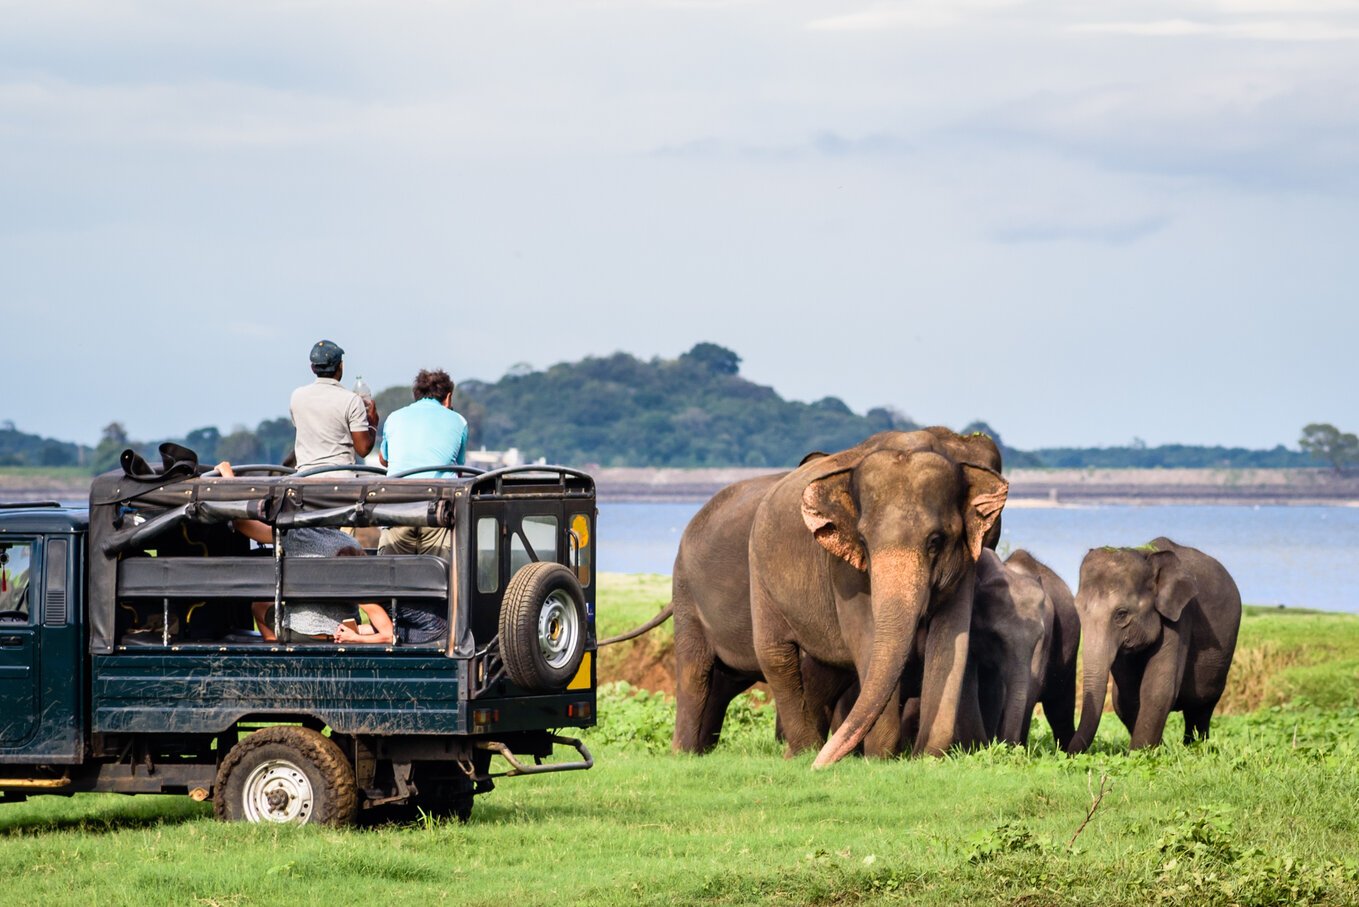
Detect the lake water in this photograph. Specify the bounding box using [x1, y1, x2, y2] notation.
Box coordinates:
[598, 502, 1359, 613]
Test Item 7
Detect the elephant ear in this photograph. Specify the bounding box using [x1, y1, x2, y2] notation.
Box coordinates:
[961, 464, 1008, 562]
[800, 468, 865, 572]
[1149, 550, 1196, 622]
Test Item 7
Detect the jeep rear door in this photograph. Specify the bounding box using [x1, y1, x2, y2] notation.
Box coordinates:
[0, 539, 38, 747]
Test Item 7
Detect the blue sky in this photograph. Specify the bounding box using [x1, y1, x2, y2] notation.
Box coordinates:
[1, 0, 1355, 450]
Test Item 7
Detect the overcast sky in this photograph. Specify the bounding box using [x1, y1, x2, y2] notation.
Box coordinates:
[2, 0, 1355, 451]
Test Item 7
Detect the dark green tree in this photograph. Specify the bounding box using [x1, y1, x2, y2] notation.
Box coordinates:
[184, 426, 221, 462]
[1299, 423, 1359, 473]
[90, 422, 130, 474]
[254, 418, 294, 464]
[679, 342, 741, 376]
[217, 428, 262, 464]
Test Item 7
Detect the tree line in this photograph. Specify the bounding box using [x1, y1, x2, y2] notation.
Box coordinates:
[0, 344, 1353, 473]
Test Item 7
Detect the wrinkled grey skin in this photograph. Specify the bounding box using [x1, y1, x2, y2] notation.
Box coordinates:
[750, 434, 1007, 767]
[1005, 549, 1080, 749]
[671, 471, 785, 753]
[670, 429, 1002, 756]
[821, 549, 1077, 753]
[971, 549, 1053, 746]
[1066, 538, 1242, 753]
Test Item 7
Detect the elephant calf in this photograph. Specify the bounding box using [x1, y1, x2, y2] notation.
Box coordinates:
[1004, 549, 1080, 749]
[1066, 538, 1242, 753]
[971, 550, 1055, 746]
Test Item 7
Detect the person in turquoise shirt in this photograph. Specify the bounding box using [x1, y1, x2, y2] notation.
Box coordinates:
[378, 368, 469, 555]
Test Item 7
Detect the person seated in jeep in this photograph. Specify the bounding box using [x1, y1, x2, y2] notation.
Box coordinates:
[215, 460, 447, 645]
[254, 546, 396, 643]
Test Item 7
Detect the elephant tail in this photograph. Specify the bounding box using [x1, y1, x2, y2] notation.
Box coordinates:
[598, 603, 675, 646]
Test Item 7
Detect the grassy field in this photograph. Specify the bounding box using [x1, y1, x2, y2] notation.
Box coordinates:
[1, 574, 1357, 906]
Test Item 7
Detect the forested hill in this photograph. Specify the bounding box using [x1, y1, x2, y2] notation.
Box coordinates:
[425, 343, 922, 468]
[400, 343, 1317, 470]
[0, 342, 1340, 471]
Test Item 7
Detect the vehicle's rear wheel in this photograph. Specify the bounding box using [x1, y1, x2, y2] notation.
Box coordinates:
[415, 778, 476, 823]
[213, 726, 357, 827]
[499, 562, 588, 691]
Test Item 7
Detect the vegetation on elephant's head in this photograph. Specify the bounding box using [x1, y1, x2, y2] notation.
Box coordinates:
[1133, 543, 1161, 553]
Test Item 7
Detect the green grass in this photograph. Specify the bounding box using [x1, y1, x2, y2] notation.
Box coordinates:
[1, 576, 1357, 906]
[1222, 606, 1359, 711]
[596, 571, 672, 641]
[0, 466, 90, 481]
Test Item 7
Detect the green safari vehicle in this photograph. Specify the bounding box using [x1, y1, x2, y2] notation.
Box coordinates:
[0, 450, 597, 825]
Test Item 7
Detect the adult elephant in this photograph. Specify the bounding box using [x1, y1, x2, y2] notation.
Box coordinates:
[669, 429, 1002, 755]
[1066, 538, 1241, 753]
[750, 435, 1007, 766]
[970, 549, 1053, 746]
[1005, 549, 1080, 749]
[670, 470, 786, 753]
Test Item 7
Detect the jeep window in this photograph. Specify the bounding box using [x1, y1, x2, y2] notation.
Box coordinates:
[510, 515, 558, 575]
[476, 516, 499, 594]
[0, 542, 33, 622]
[570, 513, 592, 586]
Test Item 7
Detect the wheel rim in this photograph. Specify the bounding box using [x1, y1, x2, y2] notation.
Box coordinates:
[538, 590, 580, 670]
[241, 758, 315, 824]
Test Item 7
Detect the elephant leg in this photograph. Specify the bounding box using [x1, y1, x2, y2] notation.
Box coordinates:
[1182, 699, 1217, 745]
[1110, 663, 1140, 738]
[672, 600, 724, 753]
[1129, 638, 1187, 749]
[801, 656, 855, 741]
[1041, 671, 1077, 751]
[899, 695, 921, 745]
[975, 659, 1003, 744]
[699, 664, 757, 749]
[753, 602, 824, 756]
[914, 580, 976, 756]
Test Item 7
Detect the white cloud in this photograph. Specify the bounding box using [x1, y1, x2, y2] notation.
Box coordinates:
[1205, 0, 1359, 12]
[806, 0, 1023, 31]
[1070, 18, 1359, 41]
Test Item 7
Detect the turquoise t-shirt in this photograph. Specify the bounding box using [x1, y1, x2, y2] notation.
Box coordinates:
[380, 398, 469, 478]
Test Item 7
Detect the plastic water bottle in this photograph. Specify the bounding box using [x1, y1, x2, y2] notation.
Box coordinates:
[353, 376, 372, 401]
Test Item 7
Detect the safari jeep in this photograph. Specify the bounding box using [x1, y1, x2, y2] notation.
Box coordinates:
[0, 453, 597, 825]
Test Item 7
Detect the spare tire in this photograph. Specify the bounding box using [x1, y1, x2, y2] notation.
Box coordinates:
[499, 562, 588, 691]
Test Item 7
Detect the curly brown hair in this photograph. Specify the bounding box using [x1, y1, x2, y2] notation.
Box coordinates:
[412, 369, 454, 401]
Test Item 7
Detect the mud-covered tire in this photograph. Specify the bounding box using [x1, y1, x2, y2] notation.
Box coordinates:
[213, 726, 357, 827]
[499, 562, 588, 691]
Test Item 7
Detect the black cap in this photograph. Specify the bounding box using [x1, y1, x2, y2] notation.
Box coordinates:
[310, 340, 344, 369]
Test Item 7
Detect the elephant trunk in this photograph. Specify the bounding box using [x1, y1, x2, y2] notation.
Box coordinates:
[996, 659, 1035, 745]
[813, 550, 927, 768]
[1067, 635, 1113, 754]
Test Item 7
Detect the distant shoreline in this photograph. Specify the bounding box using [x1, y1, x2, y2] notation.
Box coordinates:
[590, 466, 1359, 506]
[3, 466, 1357, 507]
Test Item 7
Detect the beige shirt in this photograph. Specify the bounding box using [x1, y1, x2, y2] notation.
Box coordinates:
[289, 378, 368, 471]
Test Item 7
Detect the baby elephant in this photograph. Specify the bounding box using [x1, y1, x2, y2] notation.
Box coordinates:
[971, 549, 1053, 746]
[1066, 537, 1241, 753]
[1004, 549, 1080, 749]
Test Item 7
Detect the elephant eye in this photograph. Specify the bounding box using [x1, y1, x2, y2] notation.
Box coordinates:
[925, 532, 944, 557]
[1114, 608, 1130, 623]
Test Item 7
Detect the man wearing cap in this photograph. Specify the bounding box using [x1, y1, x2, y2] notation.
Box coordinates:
[289, 340, 379, 473]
